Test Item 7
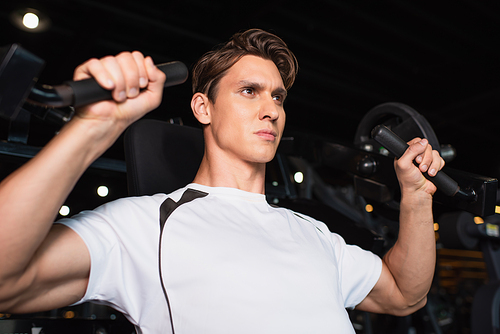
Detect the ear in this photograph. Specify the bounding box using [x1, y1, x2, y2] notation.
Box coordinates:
[191, 92, 211, 125]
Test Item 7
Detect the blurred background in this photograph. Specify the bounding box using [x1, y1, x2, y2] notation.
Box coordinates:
[1, 1, 500, 333]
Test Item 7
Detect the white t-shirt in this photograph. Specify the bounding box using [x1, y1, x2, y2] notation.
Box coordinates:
[59, 183, 382, 334]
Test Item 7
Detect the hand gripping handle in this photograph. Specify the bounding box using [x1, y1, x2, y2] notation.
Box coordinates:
[371, 124, 463, 197]
[63, 61, 188, 107]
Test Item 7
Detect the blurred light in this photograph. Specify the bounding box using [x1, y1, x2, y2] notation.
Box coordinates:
[496, 206, 500, 214]
[59, 205, 70, 216]
[97, 185, 109, 197]
[294, 172, 304, 184]
[272, 181, 278, 187]
[22, 12, 39, 29]
[365, 204, 374, 213]
[379, 147, 390, 156]
[434, 223, 439, 231]
[487, 223, 500, 237]
[474, 216, 484, 225]
[63, 311, 75, 319]
[10, 8, 51, 32]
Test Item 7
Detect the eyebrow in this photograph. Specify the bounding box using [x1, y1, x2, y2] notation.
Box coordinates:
[237, 80, 288, 99]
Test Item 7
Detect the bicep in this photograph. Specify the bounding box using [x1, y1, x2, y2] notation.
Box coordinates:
[4, 224, 90, 314]
[355, 260, 426, 316]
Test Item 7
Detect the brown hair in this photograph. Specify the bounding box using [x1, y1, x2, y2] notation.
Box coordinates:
[192, 28, 298, 102]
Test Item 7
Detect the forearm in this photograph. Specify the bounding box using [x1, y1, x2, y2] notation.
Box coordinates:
[357, 138, 442, 315]
[0, 116, 124, 281]
[383, 191, 436, 305]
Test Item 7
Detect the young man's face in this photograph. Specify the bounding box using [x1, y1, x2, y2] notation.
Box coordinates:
[204, 55, 287, 165]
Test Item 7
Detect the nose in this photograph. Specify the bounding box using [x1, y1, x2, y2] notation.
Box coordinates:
[258, 95, 280, 121]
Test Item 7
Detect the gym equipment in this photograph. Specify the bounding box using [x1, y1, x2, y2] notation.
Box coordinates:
[0, 44, 188, 123]
[372, 125, 478, 201]
[0, 44, 44, 120]
[354, 102, 441, 154]
[0, 43, 189, 172]
[322, 102, 497, 217]
[439, 212, 500, 334]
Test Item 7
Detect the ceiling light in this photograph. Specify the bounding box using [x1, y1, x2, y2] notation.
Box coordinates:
[22, 12, 39, 29]
[10, 8, 51, 32]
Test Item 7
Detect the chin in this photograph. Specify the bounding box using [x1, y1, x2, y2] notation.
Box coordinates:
[252, 153, 277, 164]
[244, 146, 279, 164]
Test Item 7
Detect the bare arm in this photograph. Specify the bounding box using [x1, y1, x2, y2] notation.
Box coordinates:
[356, 138, 444, 316]
[0, 51, 165, 312]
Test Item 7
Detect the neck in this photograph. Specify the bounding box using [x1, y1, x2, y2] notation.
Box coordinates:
[193, 151, 267, 194]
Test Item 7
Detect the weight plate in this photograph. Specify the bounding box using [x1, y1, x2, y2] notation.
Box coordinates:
[354, 102, 441, 154]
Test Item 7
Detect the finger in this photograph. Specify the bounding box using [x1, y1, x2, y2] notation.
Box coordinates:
[145, 56, 166, 85]
[73, 58, 115, 91]
[140, 56, 166, 109]
[403, 137, 424, 164]
[407, 137, 423, 145]
[427, 150, 445, 177]
[100, 56, 127, 102]
[116, 52, 141, 99]
[131, 51, 148, 89]
[417, 140, 434, 174]
[402, 138, 427, 164]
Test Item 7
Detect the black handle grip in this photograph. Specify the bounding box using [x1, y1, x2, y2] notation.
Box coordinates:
[371, 124, 460, 197]
[63, 61, 188, 107]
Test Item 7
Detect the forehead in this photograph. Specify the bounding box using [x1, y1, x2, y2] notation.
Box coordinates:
[221, 55, 284, 88]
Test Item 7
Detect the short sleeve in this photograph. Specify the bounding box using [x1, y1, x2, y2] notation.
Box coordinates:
[56, 194, 166, 315]
[58, 207, 123, 307]
[332, 233, 382, 308]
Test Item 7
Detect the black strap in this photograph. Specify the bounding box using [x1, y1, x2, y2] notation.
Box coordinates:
[160, 188, 208, 232]
[158, 188, 208, 334]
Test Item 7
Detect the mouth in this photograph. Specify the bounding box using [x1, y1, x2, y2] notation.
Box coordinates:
[255, 129, 278, 141]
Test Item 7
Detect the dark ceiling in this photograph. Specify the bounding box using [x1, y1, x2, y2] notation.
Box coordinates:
[1, 0, 500, 209]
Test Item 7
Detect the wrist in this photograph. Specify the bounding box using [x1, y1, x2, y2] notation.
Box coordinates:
[400, 190, 433, 209]
[57, 115, 126, 164]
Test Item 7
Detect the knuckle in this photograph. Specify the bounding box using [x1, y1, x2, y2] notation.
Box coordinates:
[85, 57, 100, 66]
[131, 50, 144, 58]
[116, 51, 132, 58]
[408, 144, 422, 154]
[79, 58, 101, 72]
[100, 55, 116, 63]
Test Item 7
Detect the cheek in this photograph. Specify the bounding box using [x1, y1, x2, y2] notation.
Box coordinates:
[211, 110, 247, 145]
[278, 110, 286, 131]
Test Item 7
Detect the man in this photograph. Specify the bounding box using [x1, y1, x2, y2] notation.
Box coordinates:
[0, 29, 444, 333]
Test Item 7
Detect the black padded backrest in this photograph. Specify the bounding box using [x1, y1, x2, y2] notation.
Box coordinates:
[124, 119, 204, 196]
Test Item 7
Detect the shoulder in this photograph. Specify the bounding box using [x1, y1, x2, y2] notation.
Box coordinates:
[78, 193, 169, 222]
[56, 193, 173, 241]
[276, 206, 333, 235]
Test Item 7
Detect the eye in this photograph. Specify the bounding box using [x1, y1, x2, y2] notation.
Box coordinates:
[242, 88, 254, 95]
[273, 94, 285, 104]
